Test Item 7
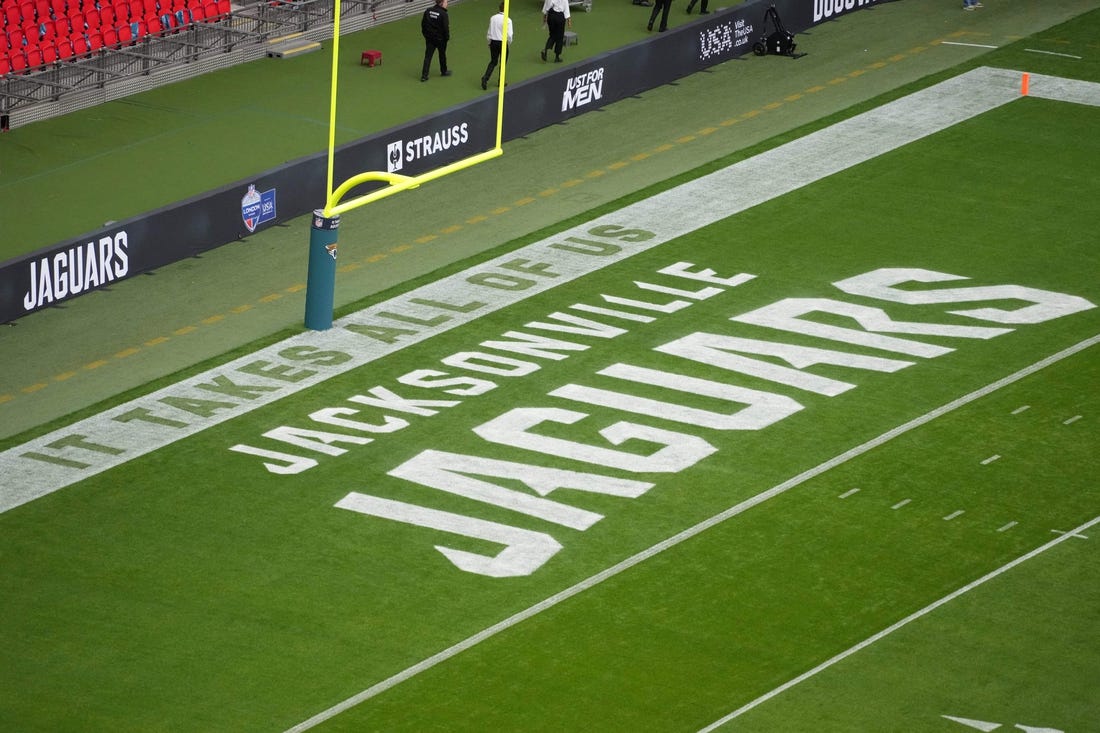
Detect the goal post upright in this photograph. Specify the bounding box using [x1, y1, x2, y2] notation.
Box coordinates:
[304, 0, 512, 331]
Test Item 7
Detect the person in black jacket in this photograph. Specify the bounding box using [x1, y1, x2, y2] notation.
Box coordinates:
[647, 0, 672, 32]
[421, 0, 452, 82]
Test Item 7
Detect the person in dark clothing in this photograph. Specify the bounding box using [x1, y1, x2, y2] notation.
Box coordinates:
[540, 0, 571, 63]
[647, 0, 672, 31]
[481, 2, 513, 90]
[685, 0, 709, 14]
[421, 0, 452, 82]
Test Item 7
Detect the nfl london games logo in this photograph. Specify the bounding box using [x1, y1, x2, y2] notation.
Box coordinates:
[387, 140, 404, 173]
[241, 184, 277, 233]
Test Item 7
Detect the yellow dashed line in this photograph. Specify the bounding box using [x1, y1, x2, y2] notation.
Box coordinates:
[0, 394, 13, 405]
[440, 225, 463, 234]
[144, 336, 170, 347]
[806, 85, 826, 93]
[763, 102, 783, 110]
[828, 77, 847, 85]
[784, 94, 803, 102]
[889, 54, 906, 62]
[515, 196, 538, 204]
[909, 46, 928, 53]
[673, 137, 694, 145]
[84, 360, 109, 370]
[608, 161, 629, 170]
[698, 127, 718, 136]
[414, 235, 437, 244]
[53, 371, 78, 382]
[867, 61, 886, 69]
[367, 254, 388, 263]
[491, 206, 512, 214]
[560, 179, 584, 189]
[584, 170, 606, 179]
[391, 244, 413, 253]
[22, 383, 48, 394]
[285, 284, 305, 293]
[718, 118, 740, 127]
[466, 214, 489, 224]
[337, 263, 362, 273]
[848, 69, 866, 78]
[539, 189, 559, 196]
[630, 153, 651, 161]
[257, 294, 281, 304]
[114, 347, 140, 359]
[173, 325, 198, 335]
[231, 304, 253, 314]
[201, 315, 224, 325]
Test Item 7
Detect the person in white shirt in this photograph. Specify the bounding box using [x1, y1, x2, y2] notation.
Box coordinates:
[540, 0, 571, 63]
[481, 2, 514, 90]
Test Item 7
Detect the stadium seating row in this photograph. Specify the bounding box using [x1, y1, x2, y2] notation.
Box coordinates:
[1, 0, 230, 74]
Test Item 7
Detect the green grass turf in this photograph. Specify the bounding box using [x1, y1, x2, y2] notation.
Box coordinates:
[1, 88, 1097, 731]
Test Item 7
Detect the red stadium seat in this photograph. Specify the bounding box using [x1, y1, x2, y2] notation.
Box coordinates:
[54, 35, 72, 58]
[99, 23, 115, 45]
[185, 2, 203, 21]
[121, 19, 139, 41]
[215, 0, 227, 16]
[52, 14, 68, 35]
[97, 4, 113, 25]
[143, 11, 159, 33]
[25, 43, 42, 66]
[127, 0, 141, 18]
[9, 47, 27, 72]
[69, 30, 86, 54]
[85, 28, 100, 51]
[0, 53, 9, 75]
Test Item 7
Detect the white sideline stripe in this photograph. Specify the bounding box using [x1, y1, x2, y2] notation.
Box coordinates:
[838, 488, 860, 499]
[980, 454, 1000, 465]
[1011, 405, 1031, 414]
[697, 513, 1100, 733]
[891, 499, 911, 510]
[996, 521, 1017, 532]
[1025, 48, 1083, 59]
[4, 67, 1099, 514]
[1063, 414, 1083, 425]
[943, 510, 965, 521]
[942, 41, 999, 49]
[283, 334, 1099, 733]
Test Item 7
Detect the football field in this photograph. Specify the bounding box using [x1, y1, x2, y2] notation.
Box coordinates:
[2, 61, 1098, 732]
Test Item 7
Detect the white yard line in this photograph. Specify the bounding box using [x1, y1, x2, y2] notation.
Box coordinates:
[1025, 48, 1083, 59]
[284, 334, 1099, 733]
[697, 514, 1100, 732]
